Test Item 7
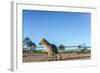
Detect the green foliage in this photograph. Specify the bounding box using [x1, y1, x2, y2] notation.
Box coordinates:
[30, 50, 47, 54]
[58, 44, 65, 50]
[32, 50, 42, 53]
[81, 49, 91, 54]
[61, 49, 91, 54]
[23, 37, 37, 51]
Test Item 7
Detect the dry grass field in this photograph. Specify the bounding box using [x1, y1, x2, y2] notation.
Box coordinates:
[23, 52, 91, 62]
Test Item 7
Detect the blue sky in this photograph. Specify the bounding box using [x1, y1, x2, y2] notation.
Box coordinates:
[23, 10, 91, 47]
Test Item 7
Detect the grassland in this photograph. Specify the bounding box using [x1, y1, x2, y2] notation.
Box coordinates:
[23, 50, 91, 62]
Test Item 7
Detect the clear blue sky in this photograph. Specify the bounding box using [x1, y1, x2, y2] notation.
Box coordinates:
[23, 10, 91, 47]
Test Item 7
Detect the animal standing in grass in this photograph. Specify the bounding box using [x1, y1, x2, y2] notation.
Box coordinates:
[39, 38, 61, 61]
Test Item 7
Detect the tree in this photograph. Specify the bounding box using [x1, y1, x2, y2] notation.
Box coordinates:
[58, 44, 65, 51]
[81, 43, 88, 53]
[23, 37, 37, 52]
[78, 45, 82, 50]
[77, 43, 89, 53]
[28, 42, 37, 51]
[82, 43, 87, 49]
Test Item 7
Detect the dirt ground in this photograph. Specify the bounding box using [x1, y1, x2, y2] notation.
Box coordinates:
[23, 52, 91, 62]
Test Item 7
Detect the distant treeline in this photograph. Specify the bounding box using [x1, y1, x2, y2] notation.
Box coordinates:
[23, 37, 91, 54]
